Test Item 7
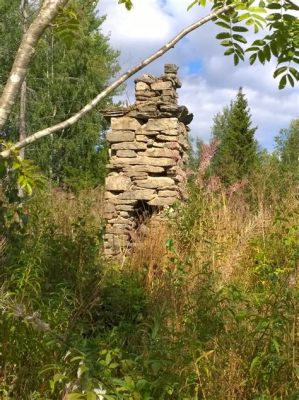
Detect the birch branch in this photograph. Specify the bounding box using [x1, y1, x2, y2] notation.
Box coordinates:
[0, 4, 234, 160]
[0, 0, 70, 130]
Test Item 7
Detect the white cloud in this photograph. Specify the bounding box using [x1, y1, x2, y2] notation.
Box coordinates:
[98, 0, 299, 150]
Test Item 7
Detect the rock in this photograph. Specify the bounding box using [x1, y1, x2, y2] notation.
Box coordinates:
[145, 118, 178, 131]
[135, 177, 175, 189]
[160, 129, 178, 136]
[156, 134, 176, 142]
[141, 148, 179, 158]
[110, 198, 137, 205]
[151, 80, 172, 90]
[159, 104, 179, 113]
[119, 211, 129, 217]
[111, 117, 141, 130]
[148, 197, 176, 206]
[104, 191, 115, 199]
[111, 141, 147, 150]
[165, 141, 181, 150]
[104, 203, 115, 213]
[136, 135, 148, 142]
[135, 74, 156, 84]
[136, 128, 159, 136]
[118, 189, 156, 201]
[115, 205, 134, 211]
[107, 131, 135, 143]
[158, 190, 178, 197]
[110, 156, 176, 167]
[123, 165, 165, 174]
[109, 217, 131, 224]
[116, 150, 137, 158]
[105, 175, 131, 191]
[135, 82, 150, 91]
[164, 64, 179, 74]
[152, 142, 164, 148]
[178, 134, 189, 149]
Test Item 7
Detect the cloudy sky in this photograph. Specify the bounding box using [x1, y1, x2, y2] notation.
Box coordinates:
[98, 0, 298, 150]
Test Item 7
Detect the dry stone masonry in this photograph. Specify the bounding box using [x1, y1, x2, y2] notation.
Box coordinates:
[103, 64, 193, 257]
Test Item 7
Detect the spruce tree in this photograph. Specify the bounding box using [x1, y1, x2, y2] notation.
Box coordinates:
[211, 88, 258, 185]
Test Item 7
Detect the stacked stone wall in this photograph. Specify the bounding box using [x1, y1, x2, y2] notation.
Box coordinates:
[103, 64, 193, 257]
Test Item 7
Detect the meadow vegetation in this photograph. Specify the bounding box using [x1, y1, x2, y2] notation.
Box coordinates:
[0, 127, 298, 399]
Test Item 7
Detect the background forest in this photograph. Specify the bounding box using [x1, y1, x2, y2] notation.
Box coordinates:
[0, 0, 298, 399]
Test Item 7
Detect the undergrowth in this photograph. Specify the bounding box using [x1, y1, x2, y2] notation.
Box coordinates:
[0, 174, 298, 399]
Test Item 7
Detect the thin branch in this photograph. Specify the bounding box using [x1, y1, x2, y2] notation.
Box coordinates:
[0, 0, 70, 130]
[0, 3, 235, 160]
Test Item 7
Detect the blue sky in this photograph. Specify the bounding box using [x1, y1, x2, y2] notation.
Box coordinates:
[98, 0, 299, 150]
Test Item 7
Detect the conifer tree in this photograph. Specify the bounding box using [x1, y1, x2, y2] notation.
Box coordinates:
[211, 88, 258, 185]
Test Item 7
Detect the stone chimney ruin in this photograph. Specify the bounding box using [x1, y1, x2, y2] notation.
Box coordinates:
[103, 64, 193, 257]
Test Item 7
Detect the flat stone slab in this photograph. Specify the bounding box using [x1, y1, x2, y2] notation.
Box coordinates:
[111, 117, 141, 130]
[142, 148, 179, 158]
[151, 81, 172, 90]
[111, 142, 147, 150]
[110, 156, 176, 167]
[107, 131, 135, 143]
[145, 118, 178, 131]
[123, 165, 165, 173]
[135, 81, 150, 91]
[116, 150, 137, 158]
[158, 190, 178, 197]
[148, 196, 176, 206]
[135, 177, 175, 189]
[117, 189, 156, 201]
[105, 175, 131, 191]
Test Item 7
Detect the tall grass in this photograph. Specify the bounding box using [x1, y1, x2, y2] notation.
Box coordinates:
[0, 165, 298, 398]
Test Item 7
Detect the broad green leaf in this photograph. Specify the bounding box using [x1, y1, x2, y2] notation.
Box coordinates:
[216, 32, 231, 40]
[273, 66, 288, 78]
[233, 34, 247, 43]
[279, 74, 287, 89]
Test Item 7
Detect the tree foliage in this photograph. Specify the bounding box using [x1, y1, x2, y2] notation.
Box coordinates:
[211, 88, 258, 185]
[0, 0, 120, 190]
[192, 0, 299, 89]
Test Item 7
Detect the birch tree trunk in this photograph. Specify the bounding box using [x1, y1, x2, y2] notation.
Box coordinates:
[0, 0, 70, 130]
[19, 0, 29, 161]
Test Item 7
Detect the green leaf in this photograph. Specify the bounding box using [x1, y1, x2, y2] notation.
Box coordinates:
[232, 34, 247, 44]
[216, 32, 231, 40]
[238, 13, 251, 22]
[263, 44, 271, 61]
[66, 394, 84, 400]
[220, 40, 233, 47]
[289, 67, 299, 80]
[250, 356, 261, 375]
[279, 74, 287, 89]
[258, 50, 265, 64]
[86, 392, 97, 400]
[267, 2, 282, 9]
[232, 26, 248, 32]
[215, 21, 231, 30]
[248, 6, 266, 13]
[252, 39, 266, 46]
[187, 0, 197, 11]
[249, 53, 258, 64]
[273, 66, 288, 78]
[287, 73, 295, 87]
[224, 48, 235, 56]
